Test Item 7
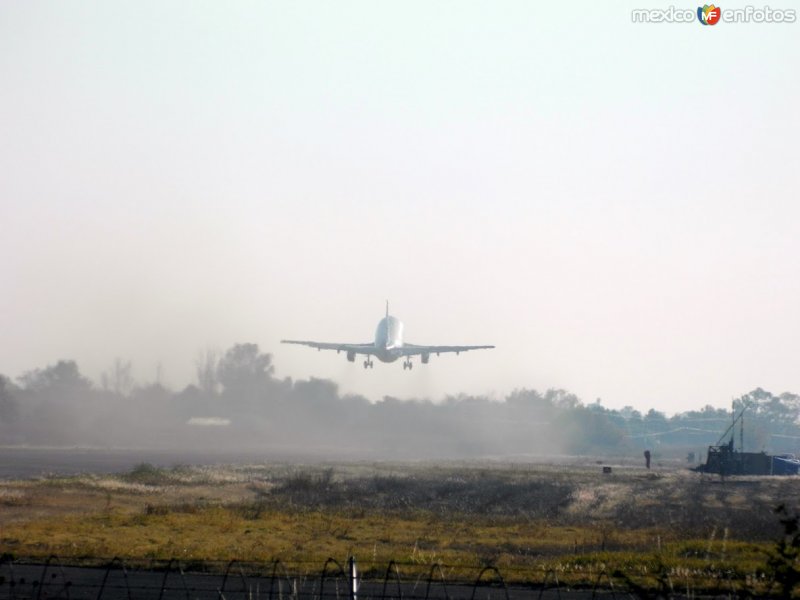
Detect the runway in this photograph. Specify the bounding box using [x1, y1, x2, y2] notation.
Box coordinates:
[0, 447, 281, 480]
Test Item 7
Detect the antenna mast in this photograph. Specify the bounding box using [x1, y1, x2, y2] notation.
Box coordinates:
[741, 406, 744, 452]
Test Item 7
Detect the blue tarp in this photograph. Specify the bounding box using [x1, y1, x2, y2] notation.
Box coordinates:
[772, 456, 800, 475]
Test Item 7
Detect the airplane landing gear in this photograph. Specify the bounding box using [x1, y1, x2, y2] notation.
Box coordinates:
[403, 360, 413, 370]
[363, 359, 374, 369]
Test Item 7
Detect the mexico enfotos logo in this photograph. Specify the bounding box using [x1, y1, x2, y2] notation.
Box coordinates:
[697, 4, 722, 24]
[632, 5, 797, 23]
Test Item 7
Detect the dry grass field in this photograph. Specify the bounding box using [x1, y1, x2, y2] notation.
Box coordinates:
[1, 460, 799, 592]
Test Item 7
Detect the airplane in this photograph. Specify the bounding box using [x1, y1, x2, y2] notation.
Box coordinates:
[281, 302, 495, 370]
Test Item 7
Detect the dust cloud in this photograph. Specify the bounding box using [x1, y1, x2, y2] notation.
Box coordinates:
[2, 344, 797, 460]
[0, 344, 572, 459]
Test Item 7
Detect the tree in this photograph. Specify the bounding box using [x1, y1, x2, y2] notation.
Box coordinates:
[0, 375, 18, 423]
[737, 388, 800, 425]
[554, 405, 625, 453]
[101, 358, 135, 396]
[543, 388, 582, 410]
[779, 392, 800, 423]
[195, 349, 220, 396]
[217, 343, 274, 397]
[18, 360, 91, 393]
[618, 406, 643, 421]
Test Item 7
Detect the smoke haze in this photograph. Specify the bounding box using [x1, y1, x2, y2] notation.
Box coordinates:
[2, 347, 798, 460]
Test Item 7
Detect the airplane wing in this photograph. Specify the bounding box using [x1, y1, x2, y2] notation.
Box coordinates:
[281, 340, 377, 355]
[399, 343, 495, 356]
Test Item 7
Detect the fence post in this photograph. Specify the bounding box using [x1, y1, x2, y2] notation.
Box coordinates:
[348, 556, 358, 600]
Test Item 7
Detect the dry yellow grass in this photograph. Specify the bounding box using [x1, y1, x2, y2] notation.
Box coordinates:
[0, 462, 797, 591]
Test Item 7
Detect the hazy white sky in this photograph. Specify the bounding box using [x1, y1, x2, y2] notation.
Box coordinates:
[1, 2, 798, 414]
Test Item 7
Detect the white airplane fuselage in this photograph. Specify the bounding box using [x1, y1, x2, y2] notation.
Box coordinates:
[373, 316, 404, 362]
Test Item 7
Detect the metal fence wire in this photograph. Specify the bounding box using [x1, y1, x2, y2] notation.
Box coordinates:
[0, 553, 772, 599]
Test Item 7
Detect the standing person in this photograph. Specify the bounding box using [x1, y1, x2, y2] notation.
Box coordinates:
[644, 449, 651, 469]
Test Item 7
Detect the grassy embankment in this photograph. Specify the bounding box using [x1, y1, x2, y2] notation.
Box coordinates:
[1, 462, 797, 592]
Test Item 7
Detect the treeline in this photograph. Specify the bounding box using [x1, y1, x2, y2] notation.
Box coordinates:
[1, 344, 798, 459]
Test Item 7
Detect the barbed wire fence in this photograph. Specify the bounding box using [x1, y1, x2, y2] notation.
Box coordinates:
[0, 553, 775, 600]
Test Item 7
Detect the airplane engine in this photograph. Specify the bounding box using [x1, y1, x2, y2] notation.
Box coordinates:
[347, 350, 356, 362]
[422, 353, 430, 364]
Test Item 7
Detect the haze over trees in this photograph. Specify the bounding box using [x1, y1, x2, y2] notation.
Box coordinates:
[1, 345, 798, 459]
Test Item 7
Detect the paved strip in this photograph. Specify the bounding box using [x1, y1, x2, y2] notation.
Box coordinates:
[0, 563, 619, 600]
